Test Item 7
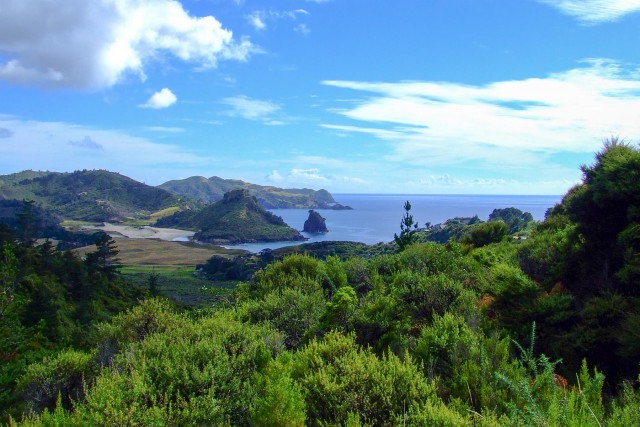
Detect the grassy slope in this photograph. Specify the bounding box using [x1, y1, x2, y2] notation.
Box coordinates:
[0, 170, 187, 222]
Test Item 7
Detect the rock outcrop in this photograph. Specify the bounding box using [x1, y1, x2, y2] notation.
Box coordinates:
[303, 209, 328, 233]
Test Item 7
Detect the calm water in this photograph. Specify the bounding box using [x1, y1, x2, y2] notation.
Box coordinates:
[223, 194, 561, 253]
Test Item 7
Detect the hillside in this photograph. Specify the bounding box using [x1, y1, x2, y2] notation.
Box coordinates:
[0, 170, 189, 222]
[157, 188, 306, 244]
[158, 175, 337, 209]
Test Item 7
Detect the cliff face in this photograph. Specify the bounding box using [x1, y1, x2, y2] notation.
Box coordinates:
[303, 209, 328, 233]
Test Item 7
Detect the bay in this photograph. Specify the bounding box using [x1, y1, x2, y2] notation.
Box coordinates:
[223, 194, 562, 253]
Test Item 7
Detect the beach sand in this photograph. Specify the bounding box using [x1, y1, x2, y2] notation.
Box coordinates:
[86, 223, 195, 241]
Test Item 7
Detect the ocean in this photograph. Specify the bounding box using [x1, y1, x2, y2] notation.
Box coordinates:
[224, 194, 562, 253]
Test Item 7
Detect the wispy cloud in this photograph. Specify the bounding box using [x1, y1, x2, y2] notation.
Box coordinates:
[0, 0, 254, 89]
[537, 0, 640, 23]
[247, 12, 267, 30]
[294, 24, 311, 36]
[144, 126, 185, 133]
[221, 95, 282, 123]
[246, 9, 309, 31]
[322, 59, 640, 162]
[0, 117, 216, 184]
[139, 88, 177, 109]
[266, 164, 366, 189]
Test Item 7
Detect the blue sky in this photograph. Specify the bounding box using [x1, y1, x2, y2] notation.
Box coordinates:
[1, 0, 639, 195]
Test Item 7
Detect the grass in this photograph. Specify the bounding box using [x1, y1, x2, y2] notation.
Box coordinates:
[75, 238, 248, 307]
[150, 206, 181, 221]
[120, 265, 236, 308]
[61, 220, 102, 227]
[76, 238, 245, 266]
[120, 218, 154, 226]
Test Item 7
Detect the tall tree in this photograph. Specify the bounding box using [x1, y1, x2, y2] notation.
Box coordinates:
[394, 201, 419, 251]
[85, 233, 120, 277]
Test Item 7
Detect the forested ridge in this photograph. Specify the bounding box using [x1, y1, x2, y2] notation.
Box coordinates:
[3, 140, 640, 425]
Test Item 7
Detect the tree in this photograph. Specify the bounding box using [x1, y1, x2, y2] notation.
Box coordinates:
[489, 207, 534, 234]
[394, 201, 419, 251]
[0, 243, 18, 318]
[461, 220, 509, 248]
[86, 233, 120, 277]
[147, 269, 159, 297]
[17, 200, 37, 247]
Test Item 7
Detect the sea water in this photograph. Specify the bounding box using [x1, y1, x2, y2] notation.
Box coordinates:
[223, 194, 561, 253]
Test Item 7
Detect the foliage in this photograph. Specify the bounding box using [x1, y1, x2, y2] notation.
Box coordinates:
[287, 331, 438, 426]
[10, 140, 640, 424]
[418, 216, 482, 244]
[0, 169, 187, 222]
[488, 207, 534, 234]
[158, 189, 305, 244]
[394, 200, 419, 251]
[0, 226, 145, 421]
[17, 350, 96, 415]
[461, 220, 509, 248]
[238, 287, 326, 349]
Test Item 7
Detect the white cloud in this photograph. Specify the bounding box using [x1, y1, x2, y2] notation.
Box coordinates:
[0, 116, 216, 184]
[322, 59, 640, 171]
[266, 170, 284, 182]
[139, 88, 177, 109]
[221, 95, 281, 122]
[0, 0, 253, 89]
[265, 165, 366, 189]
[144, 126, 185, 133]
[247, 12, 267, 31]
[246, 8, 309, 31]
[537, 0, 640, 23]
[289, 168, 330, 183]
[295, 24, 311, 36]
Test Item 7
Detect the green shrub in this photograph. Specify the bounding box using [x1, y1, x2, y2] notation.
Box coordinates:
[238, 287, 326, 349]
[288, 331, 438, 426]
[17, 350, 96, 415]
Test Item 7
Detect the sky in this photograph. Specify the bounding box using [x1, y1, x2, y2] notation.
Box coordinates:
[1, 0, 640, 195]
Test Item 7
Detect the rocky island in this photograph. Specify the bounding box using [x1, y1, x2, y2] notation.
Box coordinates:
[303, 209, 328, 233]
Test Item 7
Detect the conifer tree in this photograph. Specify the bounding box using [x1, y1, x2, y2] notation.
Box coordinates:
[394, 200, 419, 251]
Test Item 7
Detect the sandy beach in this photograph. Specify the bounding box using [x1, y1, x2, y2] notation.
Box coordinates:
[85, 223, 195, 241]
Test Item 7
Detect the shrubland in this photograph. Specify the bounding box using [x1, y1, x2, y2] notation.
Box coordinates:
[4, 139, 640, 425]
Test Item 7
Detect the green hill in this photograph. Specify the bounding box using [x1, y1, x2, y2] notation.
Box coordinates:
[158, 175, 336, 209]
[157, 189, 305, 244]
[0, 170, 188, 222]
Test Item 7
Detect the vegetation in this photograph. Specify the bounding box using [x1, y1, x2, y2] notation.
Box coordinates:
[159, 174, 338, 208]
[157, 189, 305, 244]
[394, 200, 419, 251]
[5, 139, 640, 425]
[0, 170, 190, 223]
[0, 223, 145, 421]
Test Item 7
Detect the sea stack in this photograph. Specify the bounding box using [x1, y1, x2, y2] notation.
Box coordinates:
[303, 209, 328, 233]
